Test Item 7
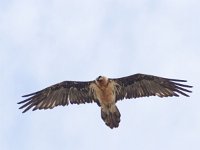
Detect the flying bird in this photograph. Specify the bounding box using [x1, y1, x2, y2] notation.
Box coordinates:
[18, 73, 192, 129]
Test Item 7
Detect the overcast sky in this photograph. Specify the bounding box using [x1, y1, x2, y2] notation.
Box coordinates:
[1, 0, 200, 150]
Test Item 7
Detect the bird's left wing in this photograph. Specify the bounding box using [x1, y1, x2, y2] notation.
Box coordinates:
[18, 80, 98, 113]
[110, 73, 192, 101]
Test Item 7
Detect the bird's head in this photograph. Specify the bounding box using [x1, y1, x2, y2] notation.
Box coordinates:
[96, 75, 103, 81]
[96, 75, 108, 85]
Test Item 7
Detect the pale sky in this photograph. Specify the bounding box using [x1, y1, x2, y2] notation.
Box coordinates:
[1, 0, 200, 150]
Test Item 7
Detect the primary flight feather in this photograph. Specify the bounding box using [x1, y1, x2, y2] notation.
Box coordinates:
[18, 73, 192, 129]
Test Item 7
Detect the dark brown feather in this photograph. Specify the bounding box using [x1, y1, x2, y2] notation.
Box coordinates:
[111, 73, 192, 101]
[18, 81, 97, 113]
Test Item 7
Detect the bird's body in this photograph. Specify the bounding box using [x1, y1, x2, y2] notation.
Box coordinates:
[18, 73, 192, 129]
[90, 77, 121, 128]
[91, 77, 117, 106]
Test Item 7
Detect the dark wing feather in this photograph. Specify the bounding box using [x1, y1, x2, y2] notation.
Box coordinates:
[111, 73, 192, 101]
[18, 80, 98, 113]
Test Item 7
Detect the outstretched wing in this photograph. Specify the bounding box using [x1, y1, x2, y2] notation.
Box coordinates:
[18, 80, 98, 113]
[111, 73, 192, 101]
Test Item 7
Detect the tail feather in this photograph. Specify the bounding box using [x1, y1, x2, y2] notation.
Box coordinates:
[101, 105, 121, 129]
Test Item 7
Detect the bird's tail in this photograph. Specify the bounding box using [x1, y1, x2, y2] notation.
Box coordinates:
[101, 105, 121, 129]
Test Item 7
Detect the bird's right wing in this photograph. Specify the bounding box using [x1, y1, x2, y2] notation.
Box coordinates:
[110, 73, 192, 101]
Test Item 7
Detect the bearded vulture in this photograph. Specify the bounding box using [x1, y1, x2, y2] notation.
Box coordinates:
[18, 73, 192, 129]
